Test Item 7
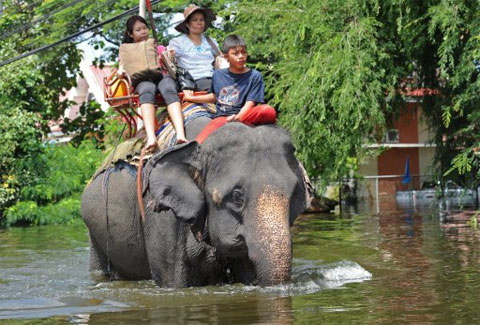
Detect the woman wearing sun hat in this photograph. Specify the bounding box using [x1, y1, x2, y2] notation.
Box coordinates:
[158, 4, 219, 141]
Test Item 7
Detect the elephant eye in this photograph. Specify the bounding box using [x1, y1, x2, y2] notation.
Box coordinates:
[226, 188, 244, 212]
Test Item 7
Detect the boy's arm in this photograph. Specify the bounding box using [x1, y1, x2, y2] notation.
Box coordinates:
[227, 101, 256, 122]
[183, 90, 216, 103]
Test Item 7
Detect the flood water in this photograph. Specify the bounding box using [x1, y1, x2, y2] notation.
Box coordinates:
[1, 205, 480, 324]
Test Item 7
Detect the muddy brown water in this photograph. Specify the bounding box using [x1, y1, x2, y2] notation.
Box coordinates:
[1, 205, 480, 324]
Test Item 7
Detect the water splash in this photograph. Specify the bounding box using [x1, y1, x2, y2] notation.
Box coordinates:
[235, 259, 373, 295]
[288, 259, 372, 292]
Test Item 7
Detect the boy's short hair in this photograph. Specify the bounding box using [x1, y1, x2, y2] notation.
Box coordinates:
[222, 35, 247, 54]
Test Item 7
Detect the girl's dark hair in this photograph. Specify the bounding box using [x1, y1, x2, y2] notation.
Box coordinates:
[122, 15, 149, 43]
[222, 34, 247, 53]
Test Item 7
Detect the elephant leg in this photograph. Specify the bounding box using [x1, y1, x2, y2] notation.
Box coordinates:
[88, 234, 121, 279]
[185, 233, 225, 286]
[230, 259, 257, 284]
[89, 233, 107, 273]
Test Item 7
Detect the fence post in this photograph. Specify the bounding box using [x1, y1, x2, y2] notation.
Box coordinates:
[476, 183, 479, 209]
[375, 177, 379, 214]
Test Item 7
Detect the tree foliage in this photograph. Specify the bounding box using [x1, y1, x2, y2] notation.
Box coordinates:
[422, 0, 480, 186]
[229, 0, 395, 182]
[0, 2, 84, 125]
[0, 107, 44, 211]
[3, 141, 104, 226]
[0, 0, 84, 213]
[228, 0, 480, 186]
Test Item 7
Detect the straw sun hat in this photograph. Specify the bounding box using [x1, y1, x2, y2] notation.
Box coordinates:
[174, 4, 216, 34]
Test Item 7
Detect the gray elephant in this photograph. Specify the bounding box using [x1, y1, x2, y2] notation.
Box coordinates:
[81, 117, 307, 287]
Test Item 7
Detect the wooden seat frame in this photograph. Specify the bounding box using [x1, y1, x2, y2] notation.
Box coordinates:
[104, 70, 206, 139]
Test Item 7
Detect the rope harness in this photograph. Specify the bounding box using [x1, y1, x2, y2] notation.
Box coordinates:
[137, 147, 147, 222]
[102, 135, 147, 280]
[101, 124, 126, 278]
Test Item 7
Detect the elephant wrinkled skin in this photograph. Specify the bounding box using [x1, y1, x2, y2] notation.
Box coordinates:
[81, 118, 307, 287]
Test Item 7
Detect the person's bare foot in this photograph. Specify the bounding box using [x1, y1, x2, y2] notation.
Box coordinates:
[144, 138, 158, 153]
[176, 137, 188, 144]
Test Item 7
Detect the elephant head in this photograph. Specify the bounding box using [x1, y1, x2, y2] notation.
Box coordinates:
[142, 123, 307, 286]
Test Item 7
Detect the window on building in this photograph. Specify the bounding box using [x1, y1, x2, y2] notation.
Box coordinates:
[385, 129, 399, 143]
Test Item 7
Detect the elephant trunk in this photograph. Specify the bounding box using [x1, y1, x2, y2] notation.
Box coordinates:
[246, 185, 292, 286]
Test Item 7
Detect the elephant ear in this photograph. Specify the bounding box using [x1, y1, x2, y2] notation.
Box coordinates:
[142, 142, 205, 240]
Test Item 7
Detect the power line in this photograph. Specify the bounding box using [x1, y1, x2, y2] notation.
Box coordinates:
[11, 0, 117, 55]
[0, 0, 162, 68]
[1, 0, 66, 18]
[0, 0, 86, 39]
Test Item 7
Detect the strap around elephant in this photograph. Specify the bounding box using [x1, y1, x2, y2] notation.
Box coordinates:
[137, 147, 147, 222]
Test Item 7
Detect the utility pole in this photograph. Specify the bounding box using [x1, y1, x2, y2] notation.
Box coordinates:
[137, 0, 146, 129]
[139, 0, 146, 18]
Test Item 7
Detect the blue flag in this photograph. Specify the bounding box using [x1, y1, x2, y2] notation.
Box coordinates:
[402, 157, 411, 184]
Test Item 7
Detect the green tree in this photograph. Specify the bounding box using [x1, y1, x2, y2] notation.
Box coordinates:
[0, 1, 84, 213]
[3, 140, 104, 226]
[228, 0, 480, 187]
[422, 0, 480, 188]
[0, 107, 44, 213]
[230, 0, 395, 183]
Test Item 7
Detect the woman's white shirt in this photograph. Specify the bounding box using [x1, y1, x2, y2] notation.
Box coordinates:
[169, 34, 219, 80]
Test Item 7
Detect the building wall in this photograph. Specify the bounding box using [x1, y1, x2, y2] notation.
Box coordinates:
[378, 102, 421, 194]
[358, 156, 378, 177]
[356, 100, 436, 209]
[419, 147, 435, 176]
[378, 147, 420, 193]
[357, 157, 378, 200]
[377, 147, 419, 177]
[417, 107, 433, 144]
[396, 103, 419, 143]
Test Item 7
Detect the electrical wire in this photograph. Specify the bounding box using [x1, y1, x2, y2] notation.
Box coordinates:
[0, 0, 86, 39]
[0, 0, 162, 67]
[2, 0, 44, 13]
[8, 0, 79, 15]
[1, 0, 76, 26]
[12, 0, 116, 54]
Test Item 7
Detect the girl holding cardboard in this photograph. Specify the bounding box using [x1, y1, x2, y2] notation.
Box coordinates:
[119, 15, 187, 151]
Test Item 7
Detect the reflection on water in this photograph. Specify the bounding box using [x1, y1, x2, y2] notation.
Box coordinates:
[376, 211, 440, 323]
[72, 296, 294, 324]
[1, 206, 480, 323]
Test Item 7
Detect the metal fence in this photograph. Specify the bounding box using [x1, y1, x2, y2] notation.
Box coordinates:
[349, 175, 479, 214]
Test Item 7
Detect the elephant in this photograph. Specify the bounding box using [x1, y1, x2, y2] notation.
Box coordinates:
[81, 116, 308, 287]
